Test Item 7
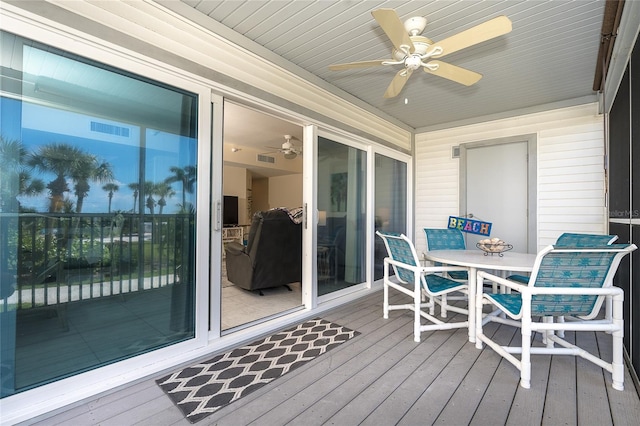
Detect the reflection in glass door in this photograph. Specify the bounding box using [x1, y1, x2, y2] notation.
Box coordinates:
[0, 33, 198, 397]
[317, 136, 367, 295]
[374, 154, 407, 280]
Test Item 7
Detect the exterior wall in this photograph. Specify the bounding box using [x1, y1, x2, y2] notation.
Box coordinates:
[415, 103, 606, 254]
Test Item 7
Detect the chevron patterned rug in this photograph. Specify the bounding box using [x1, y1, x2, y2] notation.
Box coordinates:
[156, 318, 359, 423]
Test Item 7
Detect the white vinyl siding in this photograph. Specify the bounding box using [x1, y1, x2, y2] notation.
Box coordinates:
[415, 103, 605, 254]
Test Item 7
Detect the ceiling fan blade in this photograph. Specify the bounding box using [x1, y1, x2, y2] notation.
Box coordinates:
[383, 69, 413, 98]
[372, 9, 415, 54]
[328, 60, 387, 71]
[424, 61, 482, 86]
[432, 15, 512, 58]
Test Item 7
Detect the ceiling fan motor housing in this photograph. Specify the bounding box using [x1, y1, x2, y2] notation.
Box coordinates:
[405, 55, 423, 70]
[392, 36, 433, 60]
[404, 16, 427, 36]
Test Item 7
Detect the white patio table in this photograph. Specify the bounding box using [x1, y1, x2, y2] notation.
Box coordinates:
[423, 249, 537, 343]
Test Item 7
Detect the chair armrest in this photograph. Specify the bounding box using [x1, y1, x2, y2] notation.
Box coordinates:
[225, 242, 246, 256]
[478, 270, 624, 297]
[385, 258, 467, 274]
[426, 265, 468, 273]
[525, 286, 624, 297]
[477, 270, 526, 293]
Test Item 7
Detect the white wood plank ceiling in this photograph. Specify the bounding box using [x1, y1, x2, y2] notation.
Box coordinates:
[175, 0, 607, 130]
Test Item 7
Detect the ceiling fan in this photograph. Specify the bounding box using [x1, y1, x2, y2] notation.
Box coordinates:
[265, 135, 302, 159]
[328, 9, 512, 98]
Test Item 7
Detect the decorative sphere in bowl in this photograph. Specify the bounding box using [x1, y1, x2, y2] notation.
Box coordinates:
[476, 238, 513, 255]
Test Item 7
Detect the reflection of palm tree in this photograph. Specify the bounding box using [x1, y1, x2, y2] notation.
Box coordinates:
[0, 136, 27, 212]
[19, 171, 45, 198]
[102, 183, 119, 214]
[27, 143, 79, 212]
[28, 143, 113, 213]
[1, 136, 45, 211]
[71, 155, 114, 213]
[154, 182, 175, 215]
[128, 182, 139, 213]
[165, 165, 196, 210]
[144, 181, 156, 214]
[62, 197, 75, 213]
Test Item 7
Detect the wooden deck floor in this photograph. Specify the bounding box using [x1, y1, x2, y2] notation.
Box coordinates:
[26, 290, 640, 425]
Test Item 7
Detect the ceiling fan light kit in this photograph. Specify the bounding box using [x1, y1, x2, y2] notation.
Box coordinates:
[329, 8, 512, 98]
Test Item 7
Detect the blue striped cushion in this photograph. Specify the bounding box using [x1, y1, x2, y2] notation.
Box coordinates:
[506, 233, 616, 285]
[424, 228, 466, 250]
[424, 228, 468, 280]
[530, 248, 617, 316]
[486, 293, 522, 317]
[508, 274, 529, 284]
[555, 233, 617, 247]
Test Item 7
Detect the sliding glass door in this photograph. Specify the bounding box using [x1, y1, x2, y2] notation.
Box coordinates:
[0, 32, 199, 397]
[316, 136, 367, 295]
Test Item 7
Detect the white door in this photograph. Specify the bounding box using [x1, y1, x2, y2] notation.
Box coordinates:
[461, 136, 535, 253]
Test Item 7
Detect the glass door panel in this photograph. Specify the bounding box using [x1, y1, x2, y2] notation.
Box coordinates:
[0, 33, 197, 397]
[374, 154, 407, 280]
[317, 136, 367, 295]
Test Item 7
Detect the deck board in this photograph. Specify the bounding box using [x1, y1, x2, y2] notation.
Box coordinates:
[468, 324, 520, 425]
[326, 321, 457, 425]
[504, 330, 550, 425]
[575, 330, 614, 425]
[397, 323, 500, 425]
[24, 290, 640, 426]
[436, 320, 519, 425]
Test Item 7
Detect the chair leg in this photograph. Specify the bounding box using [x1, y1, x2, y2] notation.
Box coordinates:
[414, 283, 421, 343]
[475, 290, 485, 350]
[556, 316, 565, 338]
[605, 296, 613, 334]
[383, 281, 389, 319]
[520, 298, 532, 389]
[542, 317, 555, 347]
[612, 296, 624, 390]
[441, 294, 448, 318]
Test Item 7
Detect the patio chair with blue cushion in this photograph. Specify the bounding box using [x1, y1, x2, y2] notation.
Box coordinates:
[376, 231, 469, 342]
[424, 228, 468, 281]
[475, 243, 636, 390]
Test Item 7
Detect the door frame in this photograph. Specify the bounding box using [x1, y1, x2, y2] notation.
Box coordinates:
[459, 134, 538, 253]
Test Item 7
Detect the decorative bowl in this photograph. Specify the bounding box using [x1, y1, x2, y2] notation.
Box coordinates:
[476, 238, 513, 256]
